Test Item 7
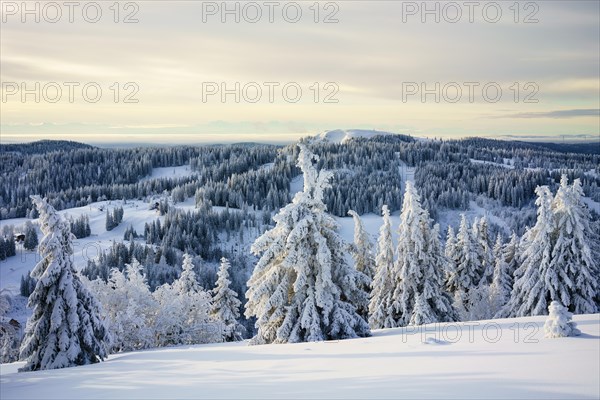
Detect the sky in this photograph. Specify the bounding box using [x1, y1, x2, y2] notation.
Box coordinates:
[1, 0, 599, 144]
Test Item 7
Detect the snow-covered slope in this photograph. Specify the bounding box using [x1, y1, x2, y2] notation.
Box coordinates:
[1, 314, 598, 399]
[313, 129, 399, 144]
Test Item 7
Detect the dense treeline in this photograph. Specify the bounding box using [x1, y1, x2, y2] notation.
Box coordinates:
[0, 143, 279, 219]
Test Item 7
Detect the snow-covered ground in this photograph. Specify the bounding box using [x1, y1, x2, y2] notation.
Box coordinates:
[1, 314, 598, 399]
[140, 165, 197, 182]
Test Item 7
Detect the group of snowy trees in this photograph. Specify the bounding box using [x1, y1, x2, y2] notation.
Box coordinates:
[0, 226, 16, 261]
[244, 146, 599, 344]
[15, 197, 244, 371]
[443, 175, 599, 320]
[69, 214, 91, 239]
[368, 185, 457, 329]
[105, 206, 124, 231]
[86, 254, 244, 352]
[500, 177, 599, 317]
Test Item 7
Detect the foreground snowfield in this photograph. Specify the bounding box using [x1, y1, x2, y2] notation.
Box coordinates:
[2, 314, 598, 399]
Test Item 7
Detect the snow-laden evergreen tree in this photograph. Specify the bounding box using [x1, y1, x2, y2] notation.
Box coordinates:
[368, 205, 396, 329]
[174, 253, 202, 293]
[154, 254, 216, 347]
[503, 232, 520, 283]
[211, 257, 244, 342]
[446, 214, 481, 317]
[444, 226, 458, 267]
[245, 145, 370, 344]
[544, 301, 580, 338]
[500, 186, 555, 317]
[348, 209, 376, 320]
[489, 234, 511, 315]
[23, 221, 38, 251]
[548, 177, 598, 314]
[390, 182, 456, 326]
[473, 216, 493, 285]
[347, 210, 376, 280]
[19, 196, 109, 371]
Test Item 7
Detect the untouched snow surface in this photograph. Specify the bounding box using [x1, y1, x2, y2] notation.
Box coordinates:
[1, 314, 599, 399]
[140, 165, 196, 182]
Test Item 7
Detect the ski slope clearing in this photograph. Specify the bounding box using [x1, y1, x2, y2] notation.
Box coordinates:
[2, 314, 598, 400]
[140, 165, 196, 182]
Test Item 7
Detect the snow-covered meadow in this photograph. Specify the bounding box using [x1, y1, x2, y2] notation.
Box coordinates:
[1, 314, 598, 399]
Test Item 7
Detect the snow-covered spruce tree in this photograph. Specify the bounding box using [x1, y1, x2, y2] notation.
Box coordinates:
[348, 210, 376, 280]
[503, 232, 520, 284]
[544, 301, 580, 338]
[390, 182, 456, 327]
[444, 226, 458, 267]
[446, 214, 481, 317]
[19, 196, 109, 371]
[473, 216, 494, 286]
[23, 221, 38, 251]
[245, 145, 370, 344]
[368, 205, 396, 329]
[212, 257, 244, 342]
[500, 186, 555, 317]
[489, 234, 511, 316]
[348, 209, 376, 320]
[547, 176, 599, 314]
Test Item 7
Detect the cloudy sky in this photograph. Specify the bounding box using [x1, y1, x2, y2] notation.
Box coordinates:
[1, 0, 599, 144]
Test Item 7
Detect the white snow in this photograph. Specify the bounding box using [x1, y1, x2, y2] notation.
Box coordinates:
[289, 175, 304, 196]
[1, 314, 598, 399]
[140, 165, 196, 182]
[582, 197, 600, 214]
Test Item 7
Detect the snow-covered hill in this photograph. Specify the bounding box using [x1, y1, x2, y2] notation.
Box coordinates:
[1, 314, 598, 399]
[313, 129, 399, 144]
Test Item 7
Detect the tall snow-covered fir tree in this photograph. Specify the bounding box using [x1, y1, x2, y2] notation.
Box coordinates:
[445, 214, 481, 316]
[503, 232, 520, 284]
[390, 182, 456, 327]
[245, 145, 370, 344]
[500, 186, 555, 317]
[368, 205, 396, 329]
[174, 253, 202, 293]
[348, 209, 376, 320]
[19, 196, 109, 371]
[489, 234, 511, 315]
[547, 177, 598, 314]
[347, 210, 376, 280]
[212, 257, 244, 342]
[444, 226, 458, 267]
[473, 216, 493, 285]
